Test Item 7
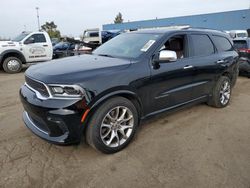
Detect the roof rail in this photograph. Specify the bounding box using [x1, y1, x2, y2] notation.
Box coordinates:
[185, 27, 223, 32]
[128, 25, 191, 31]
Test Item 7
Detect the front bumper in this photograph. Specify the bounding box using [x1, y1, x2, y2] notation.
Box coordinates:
[20, 84, 86, 145]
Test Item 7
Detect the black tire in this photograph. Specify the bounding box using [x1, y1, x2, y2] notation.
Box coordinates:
[208, 76, 232, 108]
[231, 66, 239, 87]
[86, 97, 139, 154]
[2, 57, 22, 73]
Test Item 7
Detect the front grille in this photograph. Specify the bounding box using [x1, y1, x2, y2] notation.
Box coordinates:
[25, 76, 50, 97]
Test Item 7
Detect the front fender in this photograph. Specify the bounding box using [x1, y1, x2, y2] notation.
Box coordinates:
[89, 89, 141, 110]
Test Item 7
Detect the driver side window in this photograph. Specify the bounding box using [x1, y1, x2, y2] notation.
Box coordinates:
[25, 34, 46, 44]
[160, 35, 187, 59]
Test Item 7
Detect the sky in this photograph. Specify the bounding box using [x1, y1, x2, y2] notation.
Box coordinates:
[0, 0, 249, 38]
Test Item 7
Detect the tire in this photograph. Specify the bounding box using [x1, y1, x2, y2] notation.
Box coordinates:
[208, 76, 232, 108]
[231, 66, 239, 87]
[2, 57, 22, 73]
[86, 97, 139, 154]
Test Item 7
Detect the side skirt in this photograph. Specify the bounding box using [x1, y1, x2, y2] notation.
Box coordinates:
[141, 95, 208, 120]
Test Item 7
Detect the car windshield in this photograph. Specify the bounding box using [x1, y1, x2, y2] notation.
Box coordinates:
[233, 40, 248, 49]
[12, 33, 29, 42]
[93, 33, 162, 59]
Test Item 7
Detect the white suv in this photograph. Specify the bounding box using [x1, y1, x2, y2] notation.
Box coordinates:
[0, 31, 53, 73]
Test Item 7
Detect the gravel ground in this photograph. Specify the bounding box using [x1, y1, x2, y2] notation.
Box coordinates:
[0, 69, 250, 188]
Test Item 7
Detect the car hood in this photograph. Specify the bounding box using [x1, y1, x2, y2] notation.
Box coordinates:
[25, 54, 132, 84]
[0, 41, 18, 47]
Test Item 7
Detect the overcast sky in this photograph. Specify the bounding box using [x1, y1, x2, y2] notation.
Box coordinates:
[0, 0, 249, 38]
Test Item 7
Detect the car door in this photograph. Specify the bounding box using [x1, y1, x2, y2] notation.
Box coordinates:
[187, 33, 220, 98]
[146, 33, 196, 114]
[23, 34, 50, 62]
[190, 34, 237, 99]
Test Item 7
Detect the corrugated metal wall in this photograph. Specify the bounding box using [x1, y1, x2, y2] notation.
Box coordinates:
[103, 9, 250, 31]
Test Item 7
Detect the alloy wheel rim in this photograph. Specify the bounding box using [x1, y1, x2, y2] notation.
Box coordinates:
[220, 80, 231, 105]
[7, 60, 20, 71]
[100, 106, 134, 148]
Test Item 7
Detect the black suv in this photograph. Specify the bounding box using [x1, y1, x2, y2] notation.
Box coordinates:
[233, 38, 250, 77]
[20, 28, 239, 153]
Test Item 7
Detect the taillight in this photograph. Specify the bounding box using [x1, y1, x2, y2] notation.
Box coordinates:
[239, 49, 250, 53]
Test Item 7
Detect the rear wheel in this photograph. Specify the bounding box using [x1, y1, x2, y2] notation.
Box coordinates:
[86, 97, 139, 154]
[2, 57, 22, 73]
[208, 76, 231, 108]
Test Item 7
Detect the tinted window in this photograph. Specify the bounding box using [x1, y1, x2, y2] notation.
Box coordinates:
[190, 34, 215, 56]
[213, 36, 233, 52]
[233, 40, 248, 49]
[27, 34, 46, 43]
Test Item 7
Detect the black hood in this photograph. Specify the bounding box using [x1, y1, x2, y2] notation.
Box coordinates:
[26, 54, 131, 84]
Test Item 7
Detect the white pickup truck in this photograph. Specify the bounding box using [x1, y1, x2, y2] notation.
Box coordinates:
[0, 31, 53, 73]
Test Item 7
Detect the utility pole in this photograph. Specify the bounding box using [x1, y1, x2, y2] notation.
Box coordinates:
[36, 7, 40, 31]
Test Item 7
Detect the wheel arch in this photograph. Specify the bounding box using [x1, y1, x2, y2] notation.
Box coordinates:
[221, 70, 238, 87]
[80, 90, 143, 134]
[0, 50, 26, 65]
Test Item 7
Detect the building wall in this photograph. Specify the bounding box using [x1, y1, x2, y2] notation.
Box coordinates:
[103, 9, 250, 31]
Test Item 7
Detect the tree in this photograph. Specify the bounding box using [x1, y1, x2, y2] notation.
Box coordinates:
[41, 21, 61, 38]
[114, 12, 123, 24]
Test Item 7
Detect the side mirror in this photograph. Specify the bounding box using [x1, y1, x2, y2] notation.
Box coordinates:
[158, 50, 177, 62]
[24, 37, 35, 44]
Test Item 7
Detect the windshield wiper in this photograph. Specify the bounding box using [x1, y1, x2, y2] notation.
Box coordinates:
[97, 54, 114, 58]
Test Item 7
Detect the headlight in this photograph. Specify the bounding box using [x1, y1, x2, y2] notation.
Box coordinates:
[48, 84, 85, 98]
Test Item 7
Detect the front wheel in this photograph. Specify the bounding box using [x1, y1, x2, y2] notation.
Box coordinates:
[86, 97, 139, 154]
[2, 57, 22, 73]
[208, 76, 232, 108]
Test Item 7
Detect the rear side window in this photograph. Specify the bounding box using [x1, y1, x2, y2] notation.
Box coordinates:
[212, 36, 233, 52]
[233, 40, 248, 49]
[190, 34, 215, 57]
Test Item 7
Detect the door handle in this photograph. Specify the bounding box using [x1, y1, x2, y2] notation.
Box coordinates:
[183, 65, 193, 70]
[217, 60, 225, 64]
[43, 45, 48, 47]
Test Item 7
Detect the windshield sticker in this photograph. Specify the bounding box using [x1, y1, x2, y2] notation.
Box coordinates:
[141, 40, 156, 52]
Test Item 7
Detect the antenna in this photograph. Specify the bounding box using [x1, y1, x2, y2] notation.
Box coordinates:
[36, 7, 40, 31]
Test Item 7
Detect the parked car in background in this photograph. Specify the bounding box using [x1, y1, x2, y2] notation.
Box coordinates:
[83, 28, 121, 49]
[20, 28, 238, 153]
[229, 30, 248, 39]
[233, 38, 250, 77]
[0, 31, 53, 73]
[83, 28, 100, 47]
[53, 42, 75, 59]
[101, 30, 121, 43]
[51, 38, 60, 46]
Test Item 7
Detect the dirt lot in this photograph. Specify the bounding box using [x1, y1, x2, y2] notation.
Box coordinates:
[0, 69, 250, 188]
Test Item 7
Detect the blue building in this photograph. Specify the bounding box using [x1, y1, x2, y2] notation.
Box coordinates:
[103, 9, 250, 31]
